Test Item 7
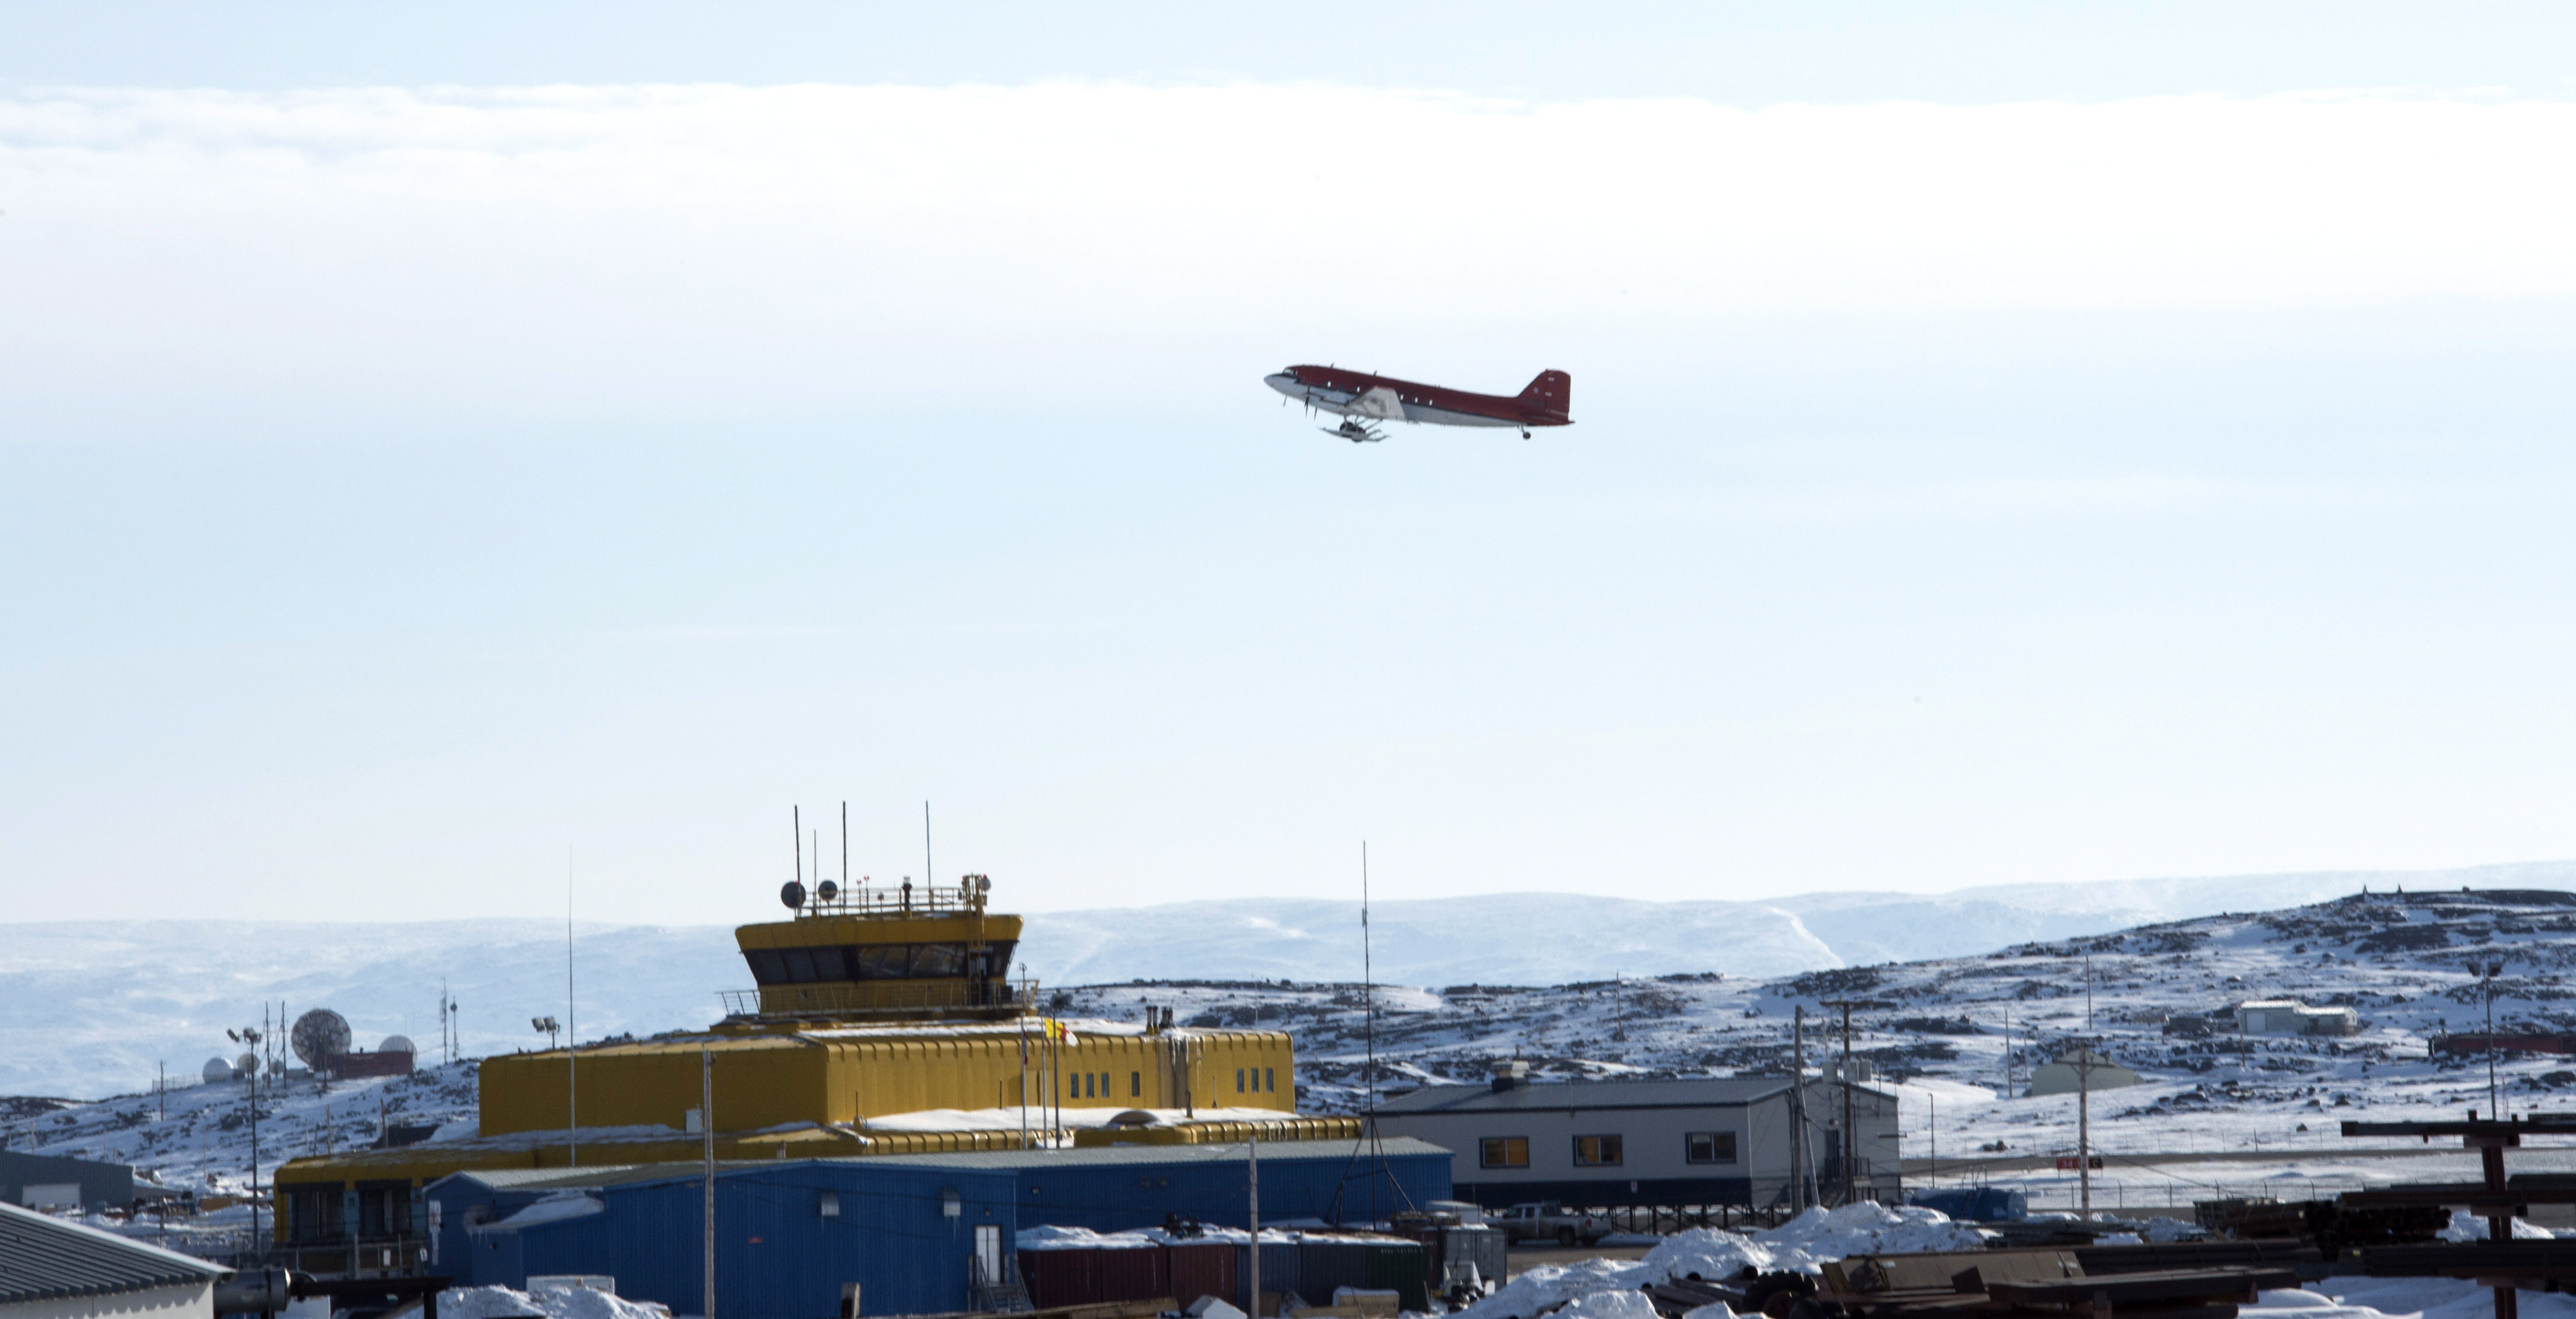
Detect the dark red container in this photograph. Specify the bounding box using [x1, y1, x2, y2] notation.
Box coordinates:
[1021, 1246, 1174, 1307]
[1166, 1242, 1238, 1309]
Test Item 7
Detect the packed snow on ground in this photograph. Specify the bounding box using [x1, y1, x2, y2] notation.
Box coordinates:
[439, 1285, 668, 1319]
[2253, 1278, 2576, 1319]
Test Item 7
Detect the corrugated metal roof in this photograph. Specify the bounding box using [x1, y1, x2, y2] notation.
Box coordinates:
[434, 1137, 1450, 1193]
[1374, 1076, 1795, 1115]
[0, 1201, 225, 1304]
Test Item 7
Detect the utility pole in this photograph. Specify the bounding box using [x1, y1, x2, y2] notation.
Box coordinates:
[2081, 957, 2094, 1216]
[1247, 1133, 1261, 1317]
[1790, 1006, 1809, 1211]
[702, 1048, 716, 1319]
[1823, 1001, 1859, 1206]
[2483, 961, 2505, 1117]
[2077, 1044, 2093, 1216]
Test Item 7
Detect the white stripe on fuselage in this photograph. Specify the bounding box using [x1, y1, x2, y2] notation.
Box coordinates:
[1264, 374, 1521, 428]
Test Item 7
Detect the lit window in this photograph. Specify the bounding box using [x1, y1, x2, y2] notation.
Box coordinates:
[1479, 1136, 1530, 1169]
[1574, 1135, 1623, 1167]
[1686, 1132, 1737, 1164]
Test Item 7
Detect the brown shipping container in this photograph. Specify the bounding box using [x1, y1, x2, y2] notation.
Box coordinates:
[1167, 1242, 1238, 1309]
[1018, 1247, 1170, 1307]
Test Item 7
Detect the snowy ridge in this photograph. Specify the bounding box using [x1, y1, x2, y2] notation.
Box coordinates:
[27, 882, 2576, 1213]
[12, 862, 2570, 1100]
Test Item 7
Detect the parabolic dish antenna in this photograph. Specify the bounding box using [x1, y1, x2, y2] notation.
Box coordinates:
[291, 1008, 353, 1068]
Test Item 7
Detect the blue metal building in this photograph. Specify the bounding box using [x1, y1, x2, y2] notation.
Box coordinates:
[426, 1138, 1451, 1318]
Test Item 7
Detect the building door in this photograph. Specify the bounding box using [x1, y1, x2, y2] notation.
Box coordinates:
[974, 1223, 1004, 1286]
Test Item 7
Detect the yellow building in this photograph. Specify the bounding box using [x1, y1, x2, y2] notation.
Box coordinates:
[272, 875, 1317, 1258]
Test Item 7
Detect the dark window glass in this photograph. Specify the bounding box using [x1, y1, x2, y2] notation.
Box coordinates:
[1574, 1135, 1623, 1166]
[780, 947, 818, 983]
[1131, 1072, 1141, 1097]
[742, 949, 788, 985]
[852, 945, 913, 978]
[1479, 1137, 1530, 1169]
[1686, 1132, 1737, 1164]
[806, 945, 848, 981]
[913, 943, 966, 977]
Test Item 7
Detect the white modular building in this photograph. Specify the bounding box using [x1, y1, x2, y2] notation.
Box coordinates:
[1372, 1064, 1899, 1211]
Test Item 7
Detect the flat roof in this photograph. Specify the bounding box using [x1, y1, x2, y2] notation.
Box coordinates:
[433, 1138, 1450, 1194]
[1375, 1077, 1797, 1116]
[0, 1201, 224, 1304]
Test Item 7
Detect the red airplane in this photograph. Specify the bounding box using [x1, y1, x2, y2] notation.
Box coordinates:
[1264, 365, 1573, 442]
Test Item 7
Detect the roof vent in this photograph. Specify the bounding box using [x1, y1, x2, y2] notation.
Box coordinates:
[1491, 1060, 1531, 1092]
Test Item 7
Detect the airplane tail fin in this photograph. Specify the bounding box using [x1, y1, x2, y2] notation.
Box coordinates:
[1516, 370, 1571, 420]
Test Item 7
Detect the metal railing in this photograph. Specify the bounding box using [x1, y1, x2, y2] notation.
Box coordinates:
[719, 980, 1035, 1020]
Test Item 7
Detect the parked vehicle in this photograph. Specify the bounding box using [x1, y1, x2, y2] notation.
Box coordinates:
[1494, 1202, 1609, 1247]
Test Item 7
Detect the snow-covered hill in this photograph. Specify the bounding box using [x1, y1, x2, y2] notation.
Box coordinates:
[24, 884, 2576, 1215]
[5, 860, 2572, 1100]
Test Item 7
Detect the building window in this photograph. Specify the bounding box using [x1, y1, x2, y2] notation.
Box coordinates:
[1479, 1137, 1530, 1169]
[1236, 1069, 1246, 1093]
[1265, 1067, 1275, 1093]
[1573, 1135, 1623, 1167]
[1686, 1132, 1737, 1164]
[1131, 1072, 1141, 1097]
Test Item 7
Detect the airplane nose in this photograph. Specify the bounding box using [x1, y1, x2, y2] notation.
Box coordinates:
[1263, 372, 1298, 395]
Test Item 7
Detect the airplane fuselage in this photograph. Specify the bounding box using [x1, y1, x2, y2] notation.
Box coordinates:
[1264, 365, 1572, 431]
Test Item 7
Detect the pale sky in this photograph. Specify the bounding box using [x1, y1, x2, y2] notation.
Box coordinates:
[6, 4, 2576, 922]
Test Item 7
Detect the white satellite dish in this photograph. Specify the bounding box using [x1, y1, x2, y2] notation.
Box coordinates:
[202, 1057, 236, 1085]
[379, 1035, 416, 1056]
[291, 1008, 353, 1068]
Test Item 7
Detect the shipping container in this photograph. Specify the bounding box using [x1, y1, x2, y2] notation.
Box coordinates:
[1019, 1245, 1169, 1308]
[1298, 1239, 1369, 1302]
[1166, 1241, 1237, 1309]
[1360, 1240, 1429, 1312]
[1235, 1240, 1302, 1311]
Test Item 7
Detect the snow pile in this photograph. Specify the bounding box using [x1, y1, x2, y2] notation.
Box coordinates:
[1749, 1203, 1987, 1268]
[2136, 1216, 2205, 1243]
[1639, 1229, 1776, 1282]
[438, 1286, 667, 1319]
[1552, 1292, 1664, 1319]
[1453, 1256, 1651, 1319]
[1461, 1206, 1980, 1319]
[2438, 1210, 2555, 1241]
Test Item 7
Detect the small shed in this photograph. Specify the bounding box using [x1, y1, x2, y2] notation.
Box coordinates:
[2237, 1000, 2361, 1037]
[0, 1200, 225, 1319]
[2025, 1050, 2143, 1097]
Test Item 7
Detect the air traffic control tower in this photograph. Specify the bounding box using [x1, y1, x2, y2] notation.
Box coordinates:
[270, 876, 1342, 1267]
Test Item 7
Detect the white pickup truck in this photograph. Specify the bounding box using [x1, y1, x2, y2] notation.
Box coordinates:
[1494, 1202, 1611, 1247]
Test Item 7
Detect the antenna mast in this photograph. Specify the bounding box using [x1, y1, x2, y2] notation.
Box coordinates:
[925, 801, 934, 887]
[567, 846, 578, 1169]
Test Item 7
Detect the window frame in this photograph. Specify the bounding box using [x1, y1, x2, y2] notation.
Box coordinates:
[1685, 1131, 1737, 1165]
[1479, 1136, 1531, 1169]
[1573, 1134, 1624, 1167]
